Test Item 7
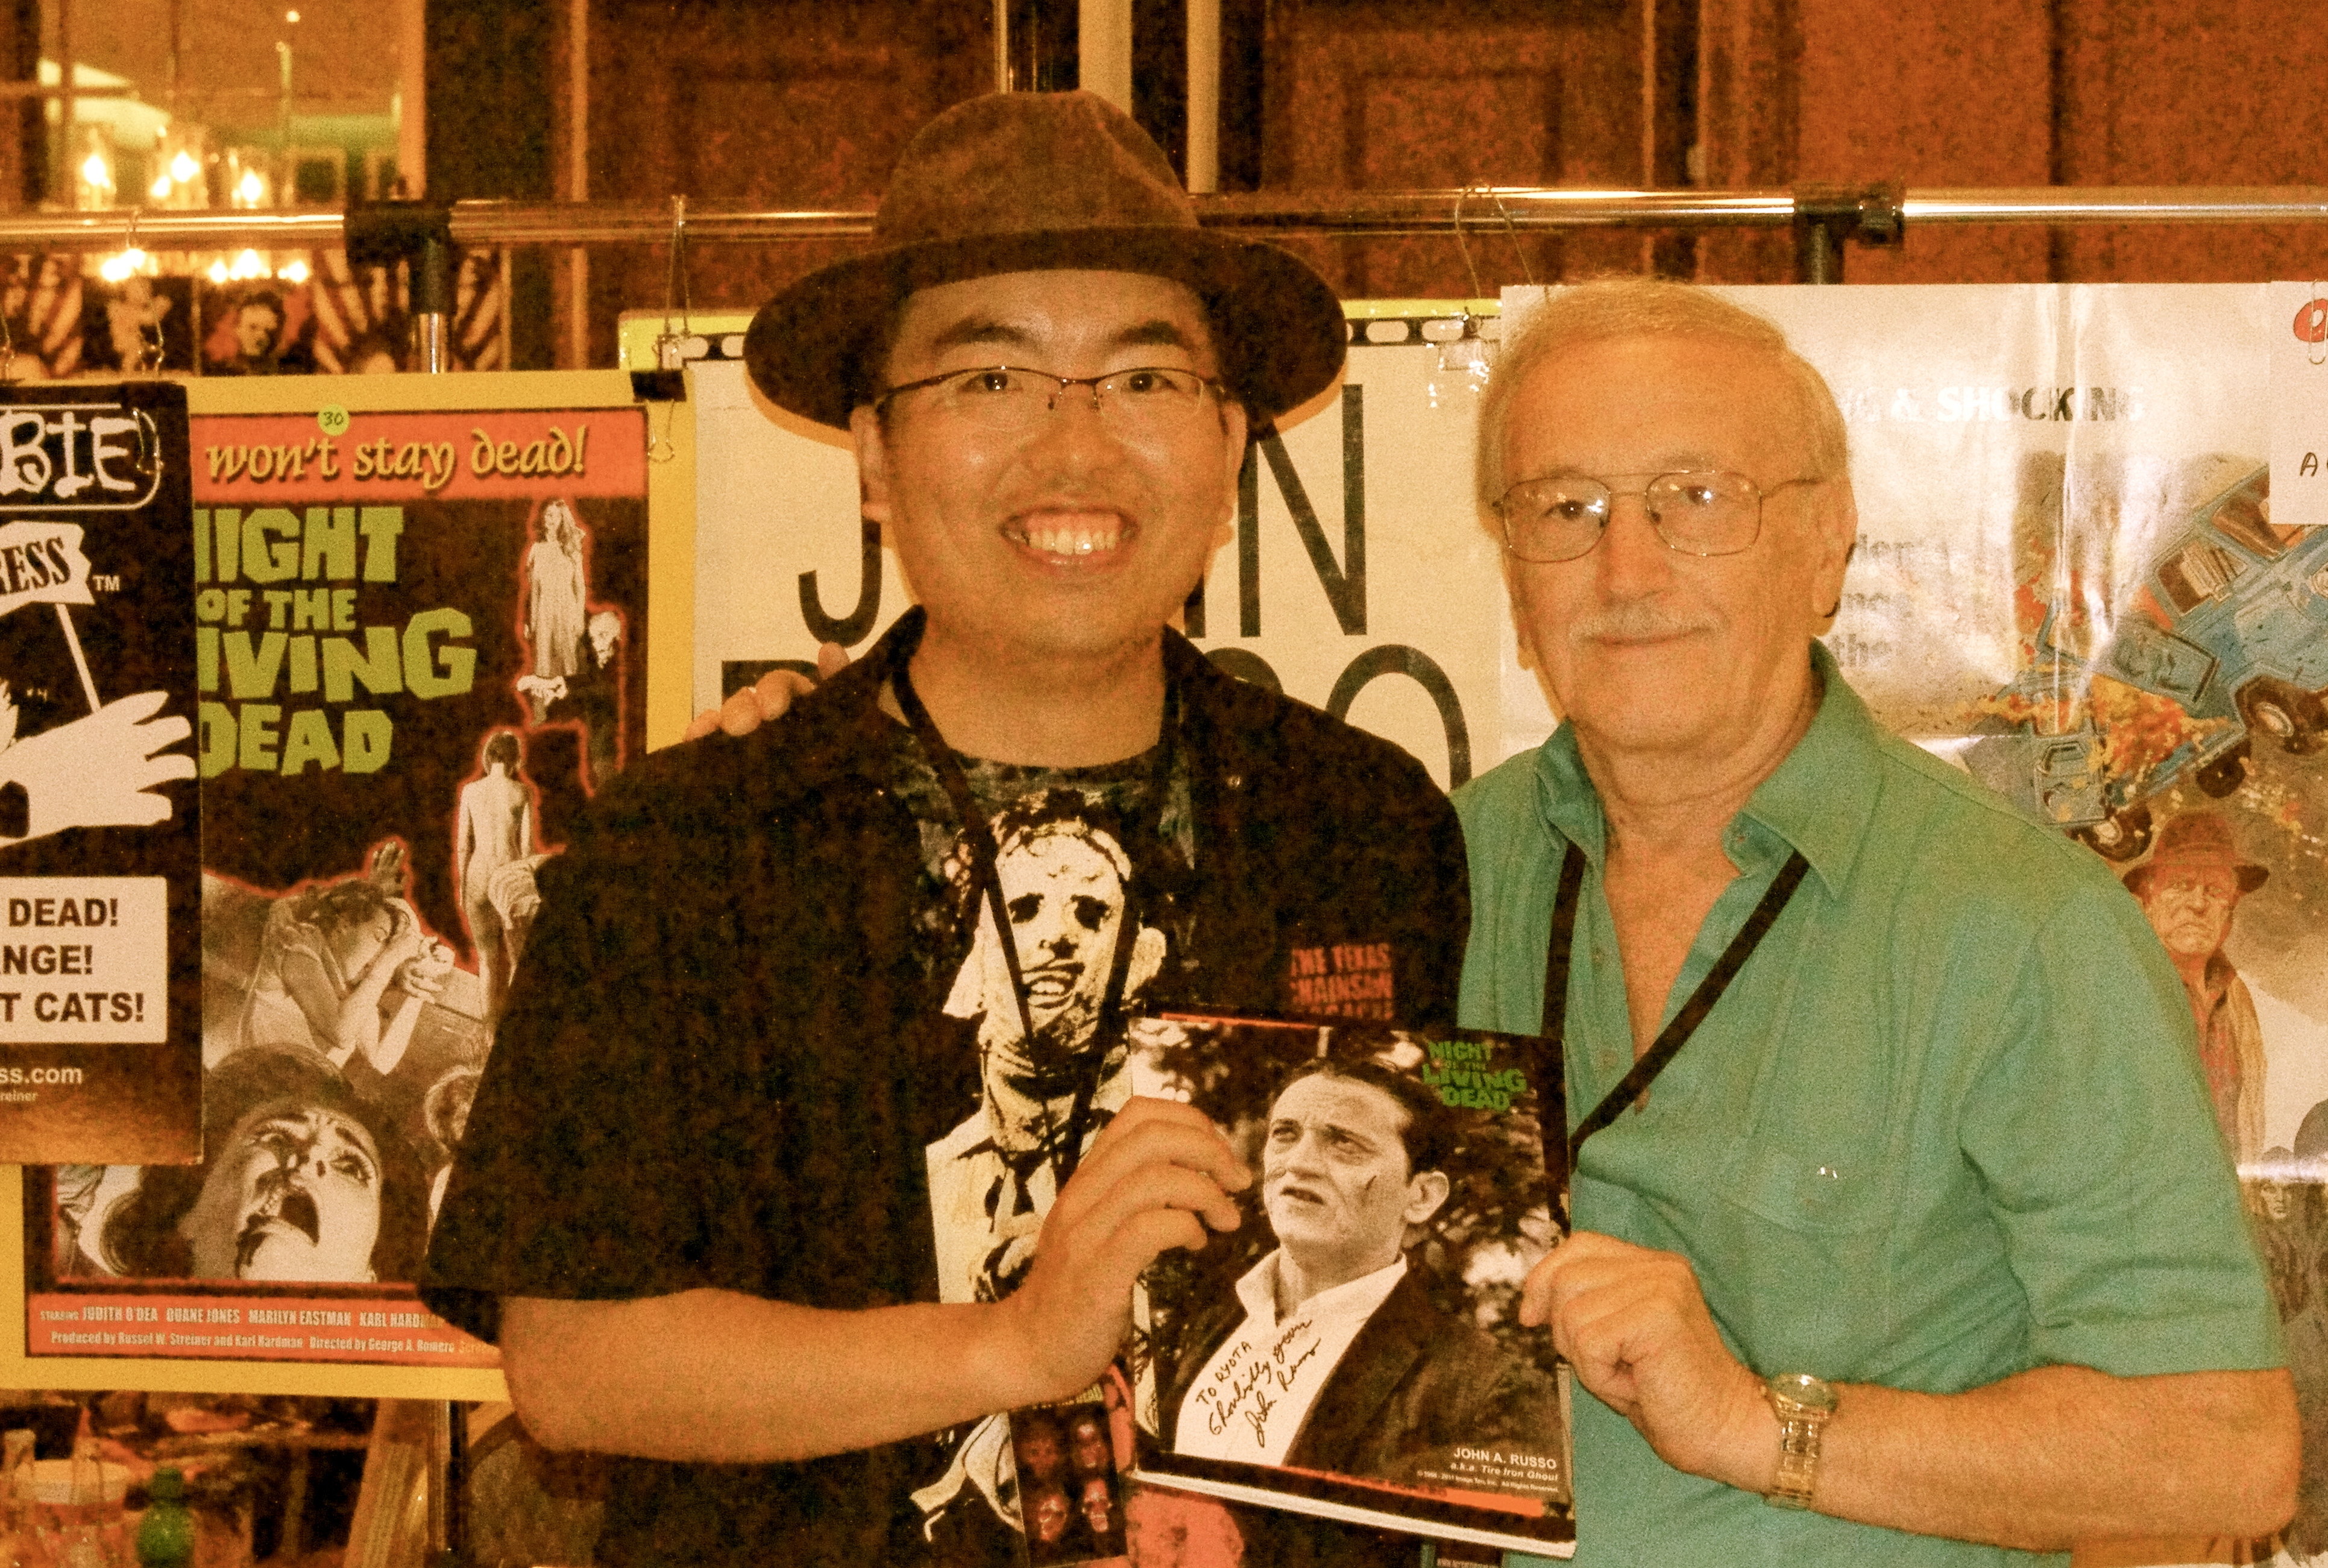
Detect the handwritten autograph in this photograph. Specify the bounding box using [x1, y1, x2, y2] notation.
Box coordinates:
[1194, 1316, 1325, 1449]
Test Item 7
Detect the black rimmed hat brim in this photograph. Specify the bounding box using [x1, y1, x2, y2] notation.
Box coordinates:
[744, 224, 1347, 433]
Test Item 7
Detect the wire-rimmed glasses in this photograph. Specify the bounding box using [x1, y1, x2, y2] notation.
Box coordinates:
[873, 365, 1229, 435]
[1492, 471, 1825, 563]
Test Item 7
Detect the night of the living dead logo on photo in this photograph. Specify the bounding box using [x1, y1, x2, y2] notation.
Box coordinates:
[24, 402, 647, 1370]
[0, 383, 201, 1169]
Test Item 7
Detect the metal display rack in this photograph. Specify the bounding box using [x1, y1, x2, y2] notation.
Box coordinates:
[13, 183, 2328, 370]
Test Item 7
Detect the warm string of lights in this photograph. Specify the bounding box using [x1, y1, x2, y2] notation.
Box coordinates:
[73, 4, 348, 297]
[96, 244, 311, 288]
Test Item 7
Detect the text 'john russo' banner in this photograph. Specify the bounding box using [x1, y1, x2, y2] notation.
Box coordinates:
[690, 316, 1504, 792]
[0, 385, 199, 1166]
[2271, 282, 2328, 530]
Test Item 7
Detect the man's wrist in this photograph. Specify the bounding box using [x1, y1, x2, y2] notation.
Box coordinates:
[1761, 1372, 1840, 1508]
[1720, 1362, 1785, 1494]
[958, 1297, 1042, 1415]
[957, 1294, 1086, 1417]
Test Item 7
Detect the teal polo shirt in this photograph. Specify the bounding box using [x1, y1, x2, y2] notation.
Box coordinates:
[1458, 646, 2281, 1567]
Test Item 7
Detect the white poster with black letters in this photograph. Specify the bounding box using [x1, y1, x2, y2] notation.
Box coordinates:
[688, 312, 1506, 794]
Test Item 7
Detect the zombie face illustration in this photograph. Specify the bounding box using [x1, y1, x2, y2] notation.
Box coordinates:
[1080, 1475, 1114, 1534]
[1027, 1487, 1070, 1545]
[178, 1099, 385, 1281]
[97, 1050, 427, 1285]
[233, 300, 283, 361]
[1068, 1410, 1110, 1476]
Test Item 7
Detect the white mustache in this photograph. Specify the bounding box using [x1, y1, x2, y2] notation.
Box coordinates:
[1566, 599, 1724, 644]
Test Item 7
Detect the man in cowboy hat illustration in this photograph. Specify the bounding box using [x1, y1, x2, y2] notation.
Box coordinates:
[421, 91, 1468, 1567]
[2126, 811, 2272, 1164]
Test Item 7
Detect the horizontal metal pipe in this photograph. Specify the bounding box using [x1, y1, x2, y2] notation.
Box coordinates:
[0, 209, 345, 250]
[13, 186, 2328, 254]
[1198, 189, 1799, 231]
[1901, 187, 2328, 225]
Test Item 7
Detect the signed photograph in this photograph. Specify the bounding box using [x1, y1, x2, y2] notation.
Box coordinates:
[1127, 1012, 1573, 1557]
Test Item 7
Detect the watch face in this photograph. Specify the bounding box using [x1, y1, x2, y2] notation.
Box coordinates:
[1771, 1373, 1839, 1413]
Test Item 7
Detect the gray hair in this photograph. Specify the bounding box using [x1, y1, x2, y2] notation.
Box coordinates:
[1474, 279, 1851, 524]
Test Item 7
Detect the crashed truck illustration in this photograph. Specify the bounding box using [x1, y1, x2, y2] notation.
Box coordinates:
[1965, 467, 2322, 860]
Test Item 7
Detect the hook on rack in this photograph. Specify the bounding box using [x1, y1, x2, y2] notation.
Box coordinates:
[1485, 186, 1536, 290]
[646, 195, 693, 462]
[656, 195, 694, 366]
[121, 209, 164, 376]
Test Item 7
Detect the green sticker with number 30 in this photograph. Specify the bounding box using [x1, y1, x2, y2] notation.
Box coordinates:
[317, 405, 351, 437]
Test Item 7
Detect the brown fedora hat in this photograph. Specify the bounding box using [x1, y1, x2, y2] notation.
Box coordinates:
[2121, 810, 2268, 900]
[743, 90, 1345, 432]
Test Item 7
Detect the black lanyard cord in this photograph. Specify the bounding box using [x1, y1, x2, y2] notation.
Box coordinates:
[887, 635, 1178, 1187]
[1548, 842, 1813, 1167]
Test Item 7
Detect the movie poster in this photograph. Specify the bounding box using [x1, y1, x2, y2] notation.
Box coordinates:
[23, 392, 647, 1370]
[0, 382, 200, 1165]
[76, 249, 511, 379]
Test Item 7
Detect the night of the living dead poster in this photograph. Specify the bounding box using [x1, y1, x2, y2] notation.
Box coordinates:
[23, 384, 646, 1374]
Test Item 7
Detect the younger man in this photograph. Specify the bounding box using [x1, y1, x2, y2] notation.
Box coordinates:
[423, 92, 1467, 1567]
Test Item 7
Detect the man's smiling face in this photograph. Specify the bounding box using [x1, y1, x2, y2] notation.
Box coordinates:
[852, 269, 1247, 672]
[1499, 332, 1854, 766]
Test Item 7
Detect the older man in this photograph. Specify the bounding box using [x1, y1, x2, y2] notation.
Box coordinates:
[1458, 280, 2295, 1564]
[1162, 1058, 1558, 1480]
[421, 92, 1466, 1568]
[2125, 811, 2270, 1164]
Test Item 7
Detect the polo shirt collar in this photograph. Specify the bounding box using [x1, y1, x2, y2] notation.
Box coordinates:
[1532, 640, 1879, 895]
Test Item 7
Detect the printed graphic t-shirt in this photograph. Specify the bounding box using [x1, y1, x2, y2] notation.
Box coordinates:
[884, 725, 1196, 1543]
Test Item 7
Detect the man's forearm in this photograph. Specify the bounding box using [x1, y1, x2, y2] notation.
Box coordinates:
[500, 1101, 1251, 1466]
[1787, 1365, 2297, 1551]
[501, 1290, 1044, 1463]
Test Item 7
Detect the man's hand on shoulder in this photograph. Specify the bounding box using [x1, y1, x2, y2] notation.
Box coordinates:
[681, 641, 851, 740]
[977, 1097, 1251, 1408]
[1521, 1230, 1777, 1491]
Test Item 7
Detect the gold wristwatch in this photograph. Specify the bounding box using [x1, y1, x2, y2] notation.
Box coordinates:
[1763, 1372, 1837, 1509]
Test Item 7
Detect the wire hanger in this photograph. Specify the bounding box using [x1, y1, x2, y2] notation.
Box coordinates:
[647, 195, 690, 462]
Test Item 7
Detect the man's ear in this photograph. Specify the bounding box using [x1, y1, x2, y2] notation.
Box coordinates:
[851, 404, 894, 527]
[1403, 1168, 1452, 1227]
[1811, 482, 1859, 630]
